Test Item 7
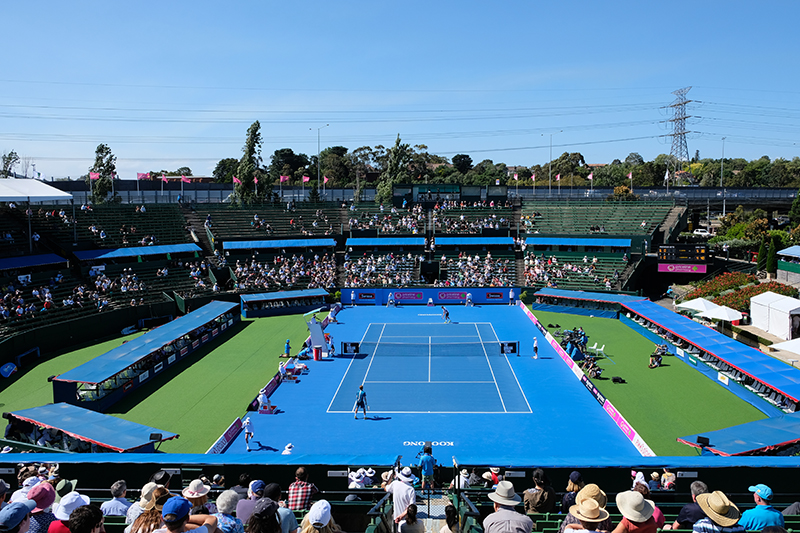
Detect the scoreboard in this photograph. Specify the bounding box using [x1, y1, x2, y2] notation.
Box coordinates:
[657, 244, 709, 273]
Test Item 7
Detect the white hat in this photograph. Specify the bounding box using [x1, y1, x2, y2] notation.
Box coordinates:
[307, 500, 332, 527]
[54, 492, 90, 520]
[616, 491, 655, 523]
[365, 468, 376, 477]
[397, 467, 414, 483]
[138, 482, 160, 507]
[488, 481, 522, 506]
[182, 479, 210, 498]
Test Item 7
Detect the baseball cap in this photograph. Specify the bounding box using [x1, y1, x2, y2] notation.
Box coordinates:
[249, 480, 266, 496]
[307, 500, 332, 528]
[253, 498, 278, 519]
[0, 480, 9, 497]
[0, 500, 36, 530]
[569, 471, 583, 484]
[749, 484, 773, 500]
[162, 497, 191, 522]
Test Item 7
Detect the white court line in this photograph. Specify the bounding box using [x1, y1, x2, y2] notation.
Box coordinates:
[476, 323, 507, 413]
[365, 380, 495, 384]
[428, 336, 431, 382]
[326, 323, 376, 412]
[327, 409, 524, 414]
[361, 323, 386, 386]
[488, 321, 533, 413]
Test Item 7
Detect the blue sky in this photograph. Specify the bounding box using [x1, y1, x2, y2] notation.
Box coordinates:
[2, 1, 799, 179]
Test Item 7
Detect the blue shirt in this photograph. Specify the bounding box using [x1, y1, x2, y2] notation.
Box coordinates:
[285, 342, 291, 354]
[419, 454, 435, 476]
[100, 498, 132, 516]
[739, 504, 784, 531]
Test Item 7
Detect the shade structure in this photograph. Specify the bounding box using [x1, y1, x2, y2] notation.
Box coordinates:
[676, 297, 720, 313]
[698, 305, 743, 322]
[770, 338, 800, 357]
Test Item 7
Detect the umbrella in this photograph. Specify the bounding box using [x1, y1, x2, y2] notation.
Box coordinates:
[698, 305, 743, 322]
[676, 297, 720, 313]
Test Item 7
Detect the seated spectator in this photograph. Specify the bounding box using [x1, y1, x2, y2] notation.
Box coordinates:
[632, 484, 664, 529]
[299, 500, 342, 533]
[692, 491, 744, 533]
[101, 480, 132, 516]
[157, 496, 217, 533]
[181, 480, 215, 514]
[126, 482, 159, 526]
[560, 484, 612, 533]
[440, 504, 460, 533]
[288, 468, 317, 511]
[27, 482, 56, 533]
[0, 500, 37, 533]
[213, 491, 242, 533]
[562, 471, 584, 514]
[235, 480, 265, 526]
[51, 492, 91, 533]
[398, 504, 422, 533]
[263, 483, 297, 533]
[739, 485, 783, 530]
[246, 498, 280, 533]
[129, 487, 172, 533]
[524, 468, 556, 515]
[612, 491, 656, 533]
[565, 498, 609, 533]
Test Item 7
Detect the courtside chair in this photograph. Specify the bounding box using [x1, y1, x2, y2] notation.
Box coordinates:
[587, 342, 598, 354]
[596, 344, 606, 357]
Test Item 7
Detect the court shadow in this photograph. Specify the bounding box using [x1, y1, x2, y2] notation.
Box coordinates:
[251, 441, 278, 452]
[338, 353, 370, 360]
[368, 416, 392, 421]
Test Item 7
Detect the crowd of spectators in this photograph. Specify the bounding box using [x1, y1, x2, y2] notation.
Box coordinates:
[233, 254, 336, 291]
[347, 204, 426, 234]
[432, 212, 510, 234]
[342, 253, 423, 287]
[435, 253, 514, 288]
[0, 273, 98, 321]
[523, 253, 621, 290]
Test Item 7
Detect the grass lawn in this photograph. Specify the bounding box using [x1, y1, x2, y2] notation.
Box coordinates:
[531, 309, 767, 456]
[0, 314, 312, 454]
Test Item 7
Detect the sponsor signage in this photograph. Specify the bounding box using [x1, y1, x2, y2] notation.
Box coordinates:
[206, 418, 244, 454]
[717, 372, 729, 386]
[486, 292, 504, 300]
[438, 291, 466, 300]
[658, 263, 708, 273]
[580, 375, 607, 406]
[395, 291, 423, 300]
[676, 347, 685, 358]
[212, 328, 219, 337]
[327, 471, 349, 478]
[139, 370, 150, 383]
[168, 355, 176, 365]
[202, 334, 209, 343]
[221, 323, 227, 331]
[123, 381, 133, 392]
[180, 347, 189, 357]
[192, 340, 200, 349]
[688, 355, 697, 366]
[154, 362, 163, 374]
[358, 292, 375, 300]
[404, 441, 454, 446]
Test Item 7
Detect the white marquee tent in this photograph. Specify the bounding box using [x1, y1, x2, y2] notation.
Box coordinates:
[751, 291, 800, 341]
[0, 179, 72, 202]
[751, 291, 786, 332]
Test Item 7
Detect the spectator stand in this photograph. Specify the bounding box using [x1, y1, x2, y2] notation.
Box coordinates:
[240, 288, 329, 318]
[343, 237, 427, 288]
[432, 237, 517, 288]
[2, 403, 178, 453]
[51, 301, 240, 412]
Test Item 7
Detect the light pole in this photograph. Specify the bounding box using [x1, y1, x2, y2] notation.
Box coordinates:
[544, 130, 562, 196]
[311, 124, 329, 193]
[721, 137, 726, 217]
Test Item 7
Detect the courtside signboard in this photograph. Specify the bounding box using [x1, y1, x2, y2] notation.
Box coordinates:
[518, 301, 655, 456]
[206, 417, 244, 454]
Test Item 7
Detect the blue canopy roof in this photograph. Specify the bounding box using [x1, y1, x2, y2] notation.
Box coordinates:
[346, 237, 426, 247]
[778, 246, 800, 259]
[622, 299, 800, 402]
[536, 288, 647, 304]
[0, 253, 68, 271]
[678, 412, 800, 456]
[74, 244, 201, 260]
[9, 403, 177, 452]
[435, 237, 514, 246]
[526, 237, 632, 248]
[223, 239, 336, 250]
[241, 288, 329, 303]
[55, 301, 238, 384]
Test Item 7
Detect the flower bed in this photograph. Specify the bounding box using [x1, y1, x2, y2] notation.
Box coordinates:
[683, 272, 759, 301]
[712, 282, 799, 312]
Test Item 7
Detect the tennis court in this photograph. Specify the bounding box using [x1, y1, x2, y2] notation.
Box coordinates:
[327, 323, 531, 414]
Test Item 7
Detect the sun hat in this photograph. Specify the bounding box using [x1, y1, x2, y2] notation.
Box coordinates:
[144, 488, 176, 512]
[570, 499, 610, 523]
[137, 482, 159, 507]
[749, 484, 773, 501]
[216, 490, 240, 515]
[55, 479, 78, 504]
[307, 500, 332, 528]
[253, 497, 278, 519]
[37, 467, 48, 476]
[576, 484, 608, 509]
[212, 474, 224, 485]
[150, 471, 171, 487]
[1, 447, 12, 454]
[397, 467, 415, 483]
[696, 491, 740, 527]
[162, 496, 192, 522]
[27, 482, 55, 513]
[460, 469, 469, 477]
[616, 490, 654, 523]
[650, 472, 660, 481]
[489, 467, 500, 474]
[0, 500, 36, 530]
[380, 471, 393, 482]
[365, 468, 376, 478]
[488, 481, 522, 506]
[54, 492, 90, 521]
[569, 471, 583, 484]
[182, 479, 210, 498]
[349, 471, 365, 482]
[482, 472, 494, 482]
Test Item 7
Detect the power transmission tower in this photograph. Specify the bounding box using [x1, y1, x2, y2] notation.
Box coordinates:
[666, 87, 692, 171]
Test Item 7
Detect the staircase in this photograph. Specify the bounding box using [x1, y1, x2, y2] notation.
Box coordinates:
[182, 208, 214, 255]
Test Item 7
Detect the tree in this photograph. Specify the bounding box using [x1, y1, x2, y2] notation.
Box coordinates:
[236, 121, 262, 203]
[625, 152, 644, 166]
[319, 146, 351, 187]
[766, 237, 778, 274]
[756, 239, 767, 270]
[1, 150, 19, 178]
[86, 144, 117, 202]
[176, 166, 192, 176]
[376, 136, 414, 203]
[213, 158, 239, 183]
[307, 184, 321, 203]
[452, 154, 473, 174]
[267, 148, 310, 184]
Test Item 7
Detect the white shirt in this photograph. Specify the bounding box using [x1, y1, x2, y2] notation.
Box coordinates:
[386, 481, 415, 521]
[243, 419, 253, 434]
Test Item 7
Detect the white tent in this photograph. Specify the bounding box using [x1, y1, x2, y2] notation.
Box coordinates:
[769, 295, 800, 341]
[0, 179, 72, 202]
[751, 291, 785, 332]
[676, 297, 719, 313]
[770, 337, 800, 357]
[698, 305, 743, 322]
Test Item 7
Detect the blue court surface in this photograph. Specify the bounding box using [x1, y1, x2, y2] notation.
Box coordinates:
[225, 305, 641, 465]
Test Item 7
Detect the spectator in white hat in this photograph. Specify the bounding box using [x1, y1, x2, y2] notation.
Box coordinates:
[126, 482, 160, 526]
[385, 468, 416, 524]
[51, 492, 90, 533]
[483, 481, 532, 533]
[182, 480, 215, 514]
[299, 500, 342, 533]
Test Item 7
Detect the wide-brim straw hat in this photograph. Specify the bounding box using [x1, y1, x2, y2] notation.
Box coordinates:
[616, 490, 654, 523]
[576, 484, 607, 509]
[696, 491, 740, 527]
[488, 481, 521, 506]
[396, 467, 414, 483]
[570, 499, 610, 523]
[182, 479, 210, 498]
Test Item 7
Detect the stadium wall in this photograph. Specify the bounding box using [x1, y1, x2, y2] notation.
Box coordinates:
[345, 288, 520, 306]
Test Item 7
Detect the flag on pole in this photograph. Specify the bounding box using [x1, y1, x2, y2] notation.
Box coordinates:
[280, 175, 289, 183]
[233, 176, 242, 184]
[302, 176, 310, 183]
[89, 172, 100, 180]
[514, 173, 518, 181]
[181, 175, 190, 183]
[663, 169, 670, 182]
[532, 173, 535, 181]
[324, 176, 329, 184]
[162, 173, 168, 183]
[628, 172, 633, 180]
[136, 172, 149, 180]
[254, 176, 258, 184]
[556, 174, 560, 181]
[587, 172, 593, 181]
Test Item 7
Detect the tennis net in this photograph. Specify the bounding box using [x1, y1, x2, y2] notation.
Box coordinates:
[361, 340, 501, 357]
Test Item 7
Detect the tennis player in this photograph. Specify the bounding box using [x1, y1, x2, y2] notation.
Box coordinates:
[354, 385, 369, 419]
[442, 306, 450, 324]
[243, 417, 254, 451]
